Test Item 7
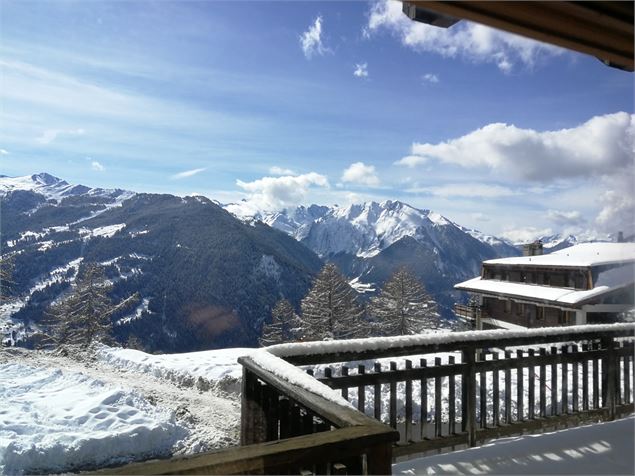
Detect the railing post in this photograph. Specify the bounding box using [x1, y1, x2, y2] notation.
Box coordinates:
[601, 336, 617, 420]
[241, 367, 267, 445]
[365, 442, 393, 475]
[462, 346, 477, 447]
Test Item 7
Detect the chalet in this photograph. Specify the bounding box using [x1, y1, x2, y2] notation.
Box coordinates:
[454, 243, 635, 330]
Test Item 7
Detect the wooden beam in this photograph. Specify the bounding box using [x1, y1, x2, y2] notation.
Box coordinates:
[408, 1, 634, 71]
[89, 425, 397, 475]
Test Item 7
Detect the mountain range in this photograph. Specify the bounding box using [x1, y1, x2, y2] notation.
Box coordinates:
[1, 174, 322, 352]
[1, 173, 595, 351]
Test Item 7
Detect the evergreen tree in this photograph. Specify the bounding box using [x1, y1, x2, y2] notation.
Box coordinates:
[299, 263, 364, 341]
[369, 267, 439, 336]
[259, 298, 298, 346]
[44, 263, 139, 347]
[0, 255, 15, 302]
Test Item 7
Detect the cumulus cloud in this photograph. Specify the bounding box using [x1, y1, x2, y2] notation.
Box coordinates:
[411, 183, 516, 198]
[365, 0, 562, 72]
[300, 16, 329, 59]
[91, 160, 105, 172]
[547, 209, 585, 227]
[231, 172, 330, 215]
[0, 149, 8, 155]
[269, 166, 296, 176]
[500, 226, 553, 244]
[396, 112, 634, 182]
[422, 73, 439, 84]
[341, 162, 380, 187]
[595, 173, 635, 235]
[354, 63, 369, 78]
[171, 168, 206, 180]
[37, 128, 85, 145]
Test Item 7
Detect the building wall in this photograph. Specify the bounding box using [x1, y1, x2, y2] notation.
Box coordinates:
[482, 296, 573, 328]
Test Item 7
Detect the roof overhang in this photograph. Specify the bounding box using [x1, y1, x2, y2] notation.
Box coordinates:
[455, 277, 634, 309]
[403, 1, 634, 71]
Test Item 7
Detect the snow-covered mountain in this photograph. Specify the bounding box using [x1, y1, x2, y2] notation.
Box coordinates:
[509, 233, 611, 254]
[241, 200, 519, 260]
[1, 174, 322, 351]
[0, 172, 134, 202]
[227, 200, 521, 319]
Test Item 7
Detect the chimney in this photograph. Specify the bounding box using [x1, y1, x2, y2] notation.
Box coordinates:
[523, 240, 544, 256]
[617, 231, 624, 243]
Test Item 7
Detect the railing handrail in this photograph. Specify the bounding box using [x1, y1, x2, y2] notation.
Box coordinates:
[267, 323, 635, 365]
[239, 355, 390, 429]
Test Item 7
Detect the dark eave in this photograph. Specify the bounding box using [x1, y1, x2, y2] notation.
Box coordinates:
[404, 1, 634, 71]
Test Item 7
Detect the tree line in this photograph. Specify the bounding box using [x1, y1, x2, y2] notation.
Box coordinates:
[260, 263, 439, 346]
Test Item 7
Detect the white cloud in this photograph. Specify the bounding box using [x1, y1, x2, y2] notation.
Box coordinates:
[300, 16, 329, 59]
[396, 112, 634, 182]
[422, 73, 439, 84]
[269, 166, 296, 176]
[230, 172, 330, 215]
[354, 63, 369, 78]
[0, 149, 8, 155]
[171, 168, 206, 180]
[91, 160, 105, 172]
[595, 173, 635, 235]
[412, 183, 517, 198]
[366, 0, 563, 72]
[547, 209, 585, 227]
[471, 212, 490, 222]
[500, 226, 553, 244]
[36, 127, 85, 145]
[341, 162, 380, 187]
[398, 155, 427, 167]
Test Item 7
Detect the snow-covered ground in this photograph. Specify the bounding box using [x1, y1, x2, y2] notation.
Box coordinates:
[0, 345, 245, 475]
[1, 339, 632, 475]
[394, 415, 635, 475]
[0, 363, 185, 475]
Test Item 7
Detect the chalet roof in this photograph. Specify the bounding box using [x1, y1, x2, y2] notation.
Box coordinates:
[454, 276, 630, 307]
[483, 243, 635, 269]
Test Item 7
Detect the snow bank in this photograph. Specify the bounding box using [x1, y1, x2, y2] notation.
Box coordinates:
[96, 346, 247, 393]
[0, 363, 187, 475]
[393, 415, 635, 475]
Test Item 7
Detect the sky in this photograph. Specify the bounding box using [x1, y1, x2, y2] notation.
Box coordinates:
[1, 0, 633, 240]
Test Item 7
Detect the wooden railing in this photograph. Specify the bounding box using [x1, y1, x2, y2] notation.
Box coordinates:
[307, 332, 634, 458]
[93, 323, 634, 475]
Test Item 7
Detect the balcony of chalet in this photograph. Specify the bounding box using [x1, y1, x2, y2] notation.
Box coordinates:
[98, 322, 634, 475]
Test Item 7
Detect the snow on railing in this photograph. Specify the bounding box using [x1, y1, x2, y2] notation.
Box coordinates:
[266, 322, 635, 360]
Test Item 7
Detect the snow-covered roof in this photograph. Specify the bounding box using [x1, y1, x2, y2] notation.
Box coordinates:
[484, 243, 635, 268]
[454, 276, 631, 306]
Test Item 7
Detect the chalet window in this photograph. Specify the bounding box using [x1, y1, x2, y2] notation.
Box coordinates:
[558, 310, 573, 325]
[574, 273, 585, 289]
[536, 307, 544, 320]
[516, 303, 524, 316]
[509, 271, 520, 282]
[504, 300, 511, 313]
[551, 273, 565, 287]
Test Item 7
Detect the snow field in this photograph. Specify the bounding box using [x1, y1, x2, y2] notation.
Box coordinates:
[96, 345, 247, 394]
[0, 363, 188, 475]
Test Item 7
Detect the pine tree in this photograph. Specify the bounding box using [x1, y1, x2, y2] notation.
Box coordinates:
[299, 263, 364, 341]
[259, 299, 298, 346]
[369, 267, 439, 336]
[0, 255, 15, 302]
[44, 263, 139, 348]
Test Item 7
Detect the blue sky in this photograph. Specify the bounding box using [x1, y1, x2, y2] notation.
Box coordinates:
[1, 0, 633, 240]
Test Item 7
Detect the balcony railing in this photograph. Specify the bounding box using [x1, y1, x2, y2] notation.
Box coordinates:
[98, 323, 634, 475]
